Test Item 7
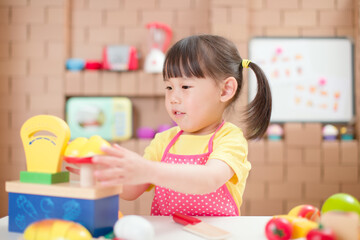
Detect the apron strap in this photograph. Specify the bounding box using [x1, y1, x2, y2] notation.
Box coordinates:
[161, 120, 225, 161]
[207, 120, 225, 153]
[160, 129, 184, 162]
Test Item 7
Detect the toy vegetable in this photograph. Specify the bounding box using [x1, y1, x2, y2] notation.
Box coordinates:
[306, 224, 336, 240]
[266, 215, 318, 239]
[265, 217, 293, 240]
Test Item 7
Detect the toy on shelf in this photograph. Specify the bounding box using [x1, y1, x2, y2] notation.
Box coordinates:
[66, 97, 132, 141]
[84, 60, 102, 70]
[322, 124, 338, 140]
[340, 126, 355, 140]
[66, 58, 85, 71]
[114, 215, 155, 240]
[266, 124, 283, 141]
[6, 115, 122, 237]
[137, 123, 175, 139]
[137, 127, 156, 139]
[23, 219, 92, 240]
[144, 22, 172, 73]
[102, 45, 138, 71]
[64, 135, 111, 187]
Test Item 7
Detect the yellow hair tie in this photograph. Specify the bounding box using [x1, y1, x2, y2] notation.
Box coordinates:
[242, 59, 251, 68]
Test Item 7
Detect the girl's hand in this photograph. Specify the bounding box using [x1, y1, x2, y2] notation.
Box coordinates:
[92, 144, 152, 186]
[65, 164, 80, 175]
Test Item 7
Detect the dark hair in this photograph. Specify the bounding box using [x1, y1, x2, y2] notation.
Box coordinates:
[163, 35, 272, 140]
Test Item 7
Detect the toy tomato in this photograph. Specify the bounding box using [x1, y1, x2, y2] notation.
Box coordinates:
[306, 225, 336, 240]
[265, 218, 293, 240]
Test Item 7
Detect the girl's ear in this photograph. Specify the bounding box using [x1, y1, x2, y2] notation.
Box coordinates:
[220, 77, 237, 103]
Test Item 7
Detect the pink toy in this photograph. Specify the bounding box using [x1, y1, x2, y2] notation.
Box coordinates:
[137, 127, 156, 139]
[157, 124, 173, 133]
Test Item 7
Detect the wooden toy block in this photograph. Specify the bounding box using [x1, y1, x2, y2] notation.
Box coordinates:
[8, 192, 118, 237]
[6, 181, 122, 237]
[6, 181, 122, 200]
[20, 171, 69, 184]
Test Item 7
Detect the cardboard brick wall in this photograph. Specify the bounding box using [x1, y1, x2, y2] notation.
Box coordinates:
[0, 0, 359, 217]
[245, 123, 359, 216]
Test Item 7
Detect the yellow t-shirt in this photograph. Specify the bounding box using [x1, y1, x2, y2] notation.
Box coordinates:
[143, 122, 250, 215]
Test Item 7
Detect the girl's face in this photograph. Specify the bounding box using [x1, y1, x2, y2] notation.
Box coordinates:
[164, 77, 226, 135]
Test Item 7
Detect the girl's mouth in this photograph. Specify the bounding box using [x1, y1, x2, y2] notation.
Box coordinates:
[173, 110, 185, 116]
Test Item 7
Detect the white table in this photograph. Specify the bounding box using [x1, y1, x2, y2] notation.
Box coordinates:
[0, 215, 272, 240]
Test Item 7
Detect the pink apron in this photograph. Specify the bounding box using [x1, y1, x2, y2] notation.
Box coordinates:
[150, 122, 239, 216]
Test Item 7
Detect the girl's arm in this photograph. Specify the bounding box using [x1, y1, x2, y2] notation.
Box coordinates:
[92, 144, 234, 195]
[120, 183, 151, 200]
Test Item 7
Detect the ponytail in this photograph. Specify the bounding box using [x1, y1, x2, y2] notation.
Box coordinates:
[242, 61, 272, 140]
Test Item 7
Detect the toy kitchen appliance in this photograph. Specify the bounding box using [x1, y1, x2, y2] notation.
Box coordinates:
[66, 97, 132, 141]
[144, 22, 172, 73]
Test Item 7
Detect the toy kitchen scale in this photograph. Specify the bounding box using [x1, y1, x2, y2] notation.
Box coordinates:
[5, 115, 122, 237]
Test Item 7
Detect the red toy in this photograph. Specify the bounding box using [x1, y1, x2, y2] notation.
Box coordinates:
[306, 225, 336, 240]
[265, 218, 293, 240]
[85, 60, 102, 70]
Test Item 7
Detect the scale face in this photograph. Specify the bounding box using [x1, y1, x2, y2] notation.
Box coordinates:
[20, 115, 71, 173]
[66, 97, 132, 141]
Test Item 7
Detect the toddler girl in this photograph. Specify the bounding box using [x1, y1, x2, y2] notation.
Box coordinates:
[87, 35, 271, 216]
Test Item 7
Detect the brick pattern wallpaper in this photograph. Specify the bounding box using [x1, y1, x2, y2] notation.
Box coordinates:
[0, 0, 359, 217]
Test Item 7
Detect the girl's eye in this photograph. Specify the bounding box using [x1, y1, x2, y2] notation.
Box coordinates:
[165, 86, 172, 90]
[182, 85, 191, 89]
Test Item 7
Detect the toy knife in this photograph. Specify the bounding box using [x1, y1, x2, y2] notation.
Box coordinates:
[173, 212, 231, 239]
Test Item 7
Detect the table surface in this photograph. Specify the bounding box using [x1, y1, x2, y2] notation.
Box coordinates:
[0, 215, 273, 240]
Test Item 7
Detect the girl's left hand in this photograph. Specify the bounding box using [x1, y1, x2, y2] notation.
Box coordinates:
[92, 144, 152, 186]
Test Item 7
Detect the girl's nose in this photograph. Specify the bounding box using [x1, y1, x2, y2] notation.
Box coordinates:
[170, 92, 181, 104]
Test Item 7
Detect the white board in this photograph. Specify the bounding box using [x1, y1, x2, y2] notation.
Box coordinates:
[248, 37, 354, 123]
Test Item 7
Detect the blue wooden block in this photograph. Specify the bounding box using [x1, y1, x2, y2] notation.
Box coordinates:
[8, 192, 118, 237]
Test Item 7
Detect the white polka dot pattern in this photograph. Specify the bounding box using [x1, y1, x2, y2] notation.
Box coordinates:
[150, 154, 238, 216]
